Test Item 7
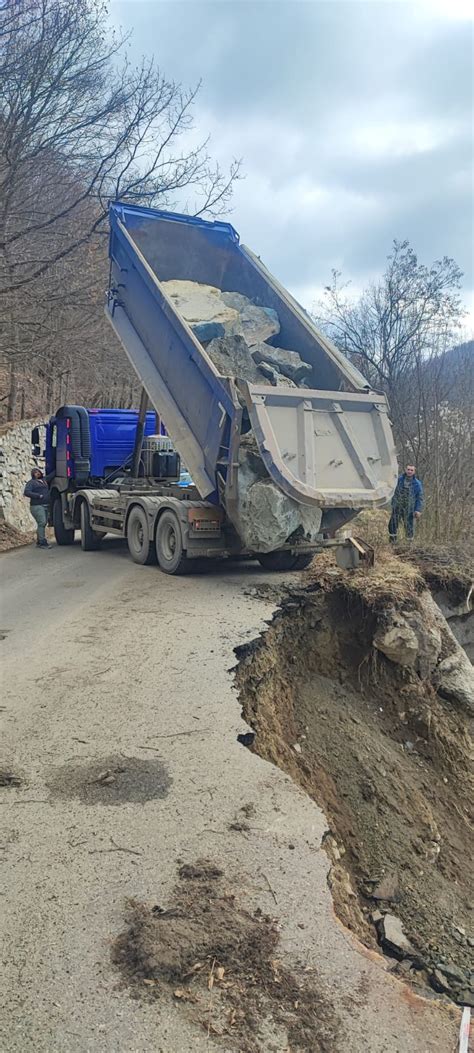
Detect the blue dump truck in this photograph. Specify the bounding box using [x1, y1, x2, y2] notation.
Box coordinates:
[47, 202, 397, 574]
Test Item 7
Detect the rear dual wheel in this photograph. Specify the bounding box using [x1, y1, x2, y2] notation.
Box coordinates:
[126, 507, 190, 574]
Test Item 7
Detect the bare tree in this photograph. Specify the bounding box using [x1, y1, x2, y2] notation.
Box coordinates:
[316, 240, 463, 384]
[0, 0, 240, 292]
[315, 241, 472, 541]
[0, 0, 241, 416]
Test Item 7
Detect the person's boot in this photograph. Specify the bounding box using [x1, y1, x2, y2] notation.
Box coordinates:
[39, 539, 50, 548]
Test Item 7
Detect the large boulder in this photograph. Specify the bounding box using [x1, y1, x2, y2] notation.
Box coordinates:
[162, 280, 241, 336]
[373, 589, 474, 713]
[221, 291, 280, 345]
[205, 335, 264, 385]
[162, 281, 281, 349]
[373, 616, 420, 668]
[235, 438, 322, 553]
[251, 343, 313, 383]
[374, 596, 442, 678]
[257, 361, 297, 388]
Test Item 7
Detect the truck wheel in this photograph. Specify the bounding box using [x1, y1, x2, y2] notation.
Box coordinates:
[80, 501, 101, 552]
[155, 510, 190, 575]
[257, 551, 313, 572]
[52, 499, 75, 546]
[127, 506, 156, 565]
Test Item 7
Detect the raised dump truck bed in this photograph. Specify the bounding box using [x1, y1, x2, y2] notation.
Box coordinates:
[103, 202, 397, 567]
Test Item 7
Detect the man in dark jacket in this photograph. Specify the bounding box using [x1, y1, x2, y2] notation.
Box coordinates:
[24, 468, 51, 548]
[388, 464, 424, 542]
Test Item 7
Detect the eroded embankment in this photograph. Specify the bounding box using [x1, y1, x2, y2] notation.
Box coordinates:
[235, 558, 474, 1006]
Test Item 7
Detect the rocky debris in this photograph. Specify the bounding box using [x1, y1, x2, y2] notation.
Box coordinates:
[205, 335, 264, 385]
[373, 594, 442, 678]
[373, 589, 474, 713]
[376, 913, 418, 961]
[251, 343, 313, 383]
[0, 521, 35, 552]
[435, 646, 474, 713]
[373, 616, 419, 668]
[457, 989, 474, 1007]
[235, 561, 474, 1008]
[257, 360, 297, 387]
[430, 968, 452, 993]
[161, 279, 320, 554]
[235, 436, 322, 553]
[221, 290, 280, 345]
[162, 279, 313, 390]
[162, 280, 240, 336]
[370, 871, 399, 902]
[428, 962, 474, 1004]
[396, 544, 474, 661]
[435, 961, 469, 984]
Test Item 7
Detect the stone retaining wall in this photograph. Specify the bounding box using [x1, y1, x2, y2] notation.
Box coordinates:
[0, 420, 45, 533]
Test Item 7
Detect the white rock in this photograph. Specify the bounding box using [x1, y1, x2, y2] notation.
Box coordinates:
[373, 617, 419, 667]
[162, 280, 241, 333]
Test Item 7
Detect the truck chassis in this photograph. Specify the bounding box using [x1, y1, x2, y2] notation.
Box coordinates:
[50, 483, 371, 575]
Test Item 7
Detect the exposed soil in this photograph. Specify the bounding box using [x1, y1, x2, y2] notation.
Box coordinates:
[0, 522, 34, 552]
[234, 559, 474, 1006]
[399, 544, 473, 608]
[46, 753, 171, 805]
[113, 859, 342, 1051]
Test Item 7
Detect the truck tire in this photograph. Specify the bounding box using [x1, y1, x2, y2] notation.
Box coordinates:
[80, 501, 101, 552]
[52, 498, 75, 546]
[257, 551, 313, 572]
[127, 506, 156, 565]
[155, 510, 190, 575]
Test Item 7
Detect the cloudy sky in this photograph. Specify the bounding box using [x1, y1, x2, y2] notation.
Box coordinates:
[110, 0, 473, 319]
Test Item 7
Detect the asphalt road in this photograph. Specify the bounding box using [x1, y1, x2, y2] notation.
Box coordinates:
[0, 539, 458, 1051]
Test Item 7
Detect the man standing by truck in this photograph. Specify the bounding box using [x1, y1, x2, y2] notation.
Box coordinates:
[23, 468, 51, 548]
[388, 464, 424, 542]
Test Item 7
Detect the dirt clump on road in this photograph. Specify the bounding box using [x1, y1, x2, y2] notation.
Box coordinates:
[234, 554, 474, 1006]
[113, 860, 342, 1051]
[0, 770, 23, 787]
[46, 753, 171, 806]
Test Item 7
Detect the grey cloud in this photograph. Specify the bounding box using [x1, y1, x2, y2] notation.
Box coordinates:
[111, 0, 473, 310]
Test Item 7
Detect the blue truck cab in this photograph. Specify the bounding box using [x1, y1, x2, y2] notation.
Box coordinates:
[46, 406, 159, 483]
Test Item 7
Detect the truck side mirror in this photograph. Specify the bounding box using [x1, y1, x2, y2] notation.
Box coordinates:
[31, 427, 40, 446]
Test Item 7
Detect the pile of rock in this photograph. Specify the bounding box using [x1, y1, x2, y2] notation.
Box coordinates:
[162, 280, 313, 390]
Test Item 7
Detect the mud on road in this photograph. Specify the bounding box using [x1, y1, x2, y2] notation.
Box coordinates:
[113, 859, 342, 1052]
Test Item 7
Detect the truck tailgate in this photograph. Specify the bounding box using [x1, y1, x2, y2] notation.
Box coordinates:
[239, 384, 397, 508]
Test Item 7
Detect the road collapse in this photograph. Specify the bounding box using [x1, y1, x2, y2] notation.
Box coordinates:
[234, 548, 474, 1008]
